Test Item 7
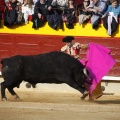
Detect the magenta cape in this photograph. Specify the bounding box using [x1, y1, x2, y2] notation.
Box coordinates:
[80, 42, 116, 93]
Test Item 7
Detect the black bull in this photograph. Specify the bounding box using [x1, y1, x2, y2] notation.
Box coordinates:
[0, 51, 87, 101]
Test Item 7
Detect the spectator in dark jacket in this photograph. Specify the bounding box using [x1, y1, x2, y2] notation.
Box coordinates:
[62, 0, 76, 29]
[32, 0, 53, 28]
[34, 0, 53, 19]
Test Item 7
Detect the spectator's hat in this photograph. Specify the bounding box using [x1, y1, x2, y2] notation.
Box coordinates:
[62, 36, 74, 42]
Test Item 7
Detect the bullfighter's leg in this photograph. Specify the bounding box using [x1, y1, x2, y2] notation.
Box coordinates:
[1, 82, 7, 101]
[7, 87, 20, 99]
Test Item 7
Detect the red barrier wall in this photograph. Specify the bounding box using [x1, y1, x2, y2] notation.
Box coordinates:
[0, 33, 120, 76]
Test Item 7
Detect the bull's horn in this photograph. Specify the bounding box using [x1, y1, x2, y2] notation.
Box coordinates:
[83, 68, 88, 77]
[83, 68, 91, 81]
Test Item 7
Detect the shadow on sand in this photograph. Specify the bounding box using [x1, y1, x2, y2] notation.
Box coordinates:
[95, 99, 120, 104]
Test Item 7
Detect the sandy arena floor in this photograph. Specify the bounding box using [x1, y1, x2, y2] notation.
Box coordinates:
[0, 91, 120, 120]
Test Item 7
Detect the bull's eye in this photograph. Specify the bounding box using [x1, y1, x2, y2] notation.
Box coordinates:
[2, 66, 9, 72]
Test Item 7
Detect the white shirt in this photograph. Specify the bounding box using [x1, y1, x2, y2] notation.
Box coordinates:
[22, 4, 35, 15]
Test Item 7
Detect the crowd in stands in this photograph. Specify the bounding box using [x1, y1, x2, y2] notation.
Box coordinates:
[0, 0, 120, 35]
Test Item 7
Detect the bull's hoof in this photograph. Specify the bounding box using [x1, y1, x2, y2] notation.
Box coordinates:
[81, 91, 89, 100]
[14, 95, 20, 100]
[2, 98, 7, 102]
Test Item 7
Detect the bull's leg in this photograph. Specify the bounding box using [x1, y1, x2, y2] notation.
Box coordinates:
[81, 82, 89, 100]
[7, 87, 20, 99]
[1, 82, 7, 101]
[81, 90, 89, 100]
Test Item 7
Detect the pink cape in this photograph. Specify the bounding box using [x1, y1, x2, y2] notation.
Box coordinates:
[80, 42, 116, 93]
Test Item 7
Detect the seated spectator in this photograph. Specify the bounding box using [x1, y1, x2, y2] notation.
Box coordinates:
[86, 0, 94, 9]
[33, 0, 38, 4]
[5, 0, 21, 11]
[32, 0, 53, 28]
[10, 0, 22, 10]
[4, 0, 24, 26]
[47, 11, 63, 30]
[22, 0, 35, 24]
[51, 0, 68, 15]
[102, 0, 120, 35]
[0, 0, 5, 27]
[78, 0, 92, 25]
[62, 0, 76, 29]
[75, 0, 83, 7]
[74, 0, 83, 15]
[18, 0, 23, 4]
[87, 0, 107, 29]
[0, 0, 5, 13]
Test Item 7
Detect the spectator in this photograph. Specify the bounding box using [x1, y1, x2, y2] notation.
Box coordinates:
[75, 0, 83, 8]
[86, 0, 94, 9]
[87, 0, 107, 29]
[34, 0, 52, 19]
[51, 0, 68, 15]
[102, 0, 120, 35]
[4, 0, 24, 26]
[10, 0, 22, 10]
[5, 0, 21, 11]
[32, 0, 53, 28]
[62, 0, 76, 29]
[74, 0, 83, 15]
[18, 0, 23, 4]
[22, 0, 35, 24]
[78, 0, 92, 25]
[0, 0, 5, 27]
[0, 0, 5, 13]
[33, 0, 38, 4]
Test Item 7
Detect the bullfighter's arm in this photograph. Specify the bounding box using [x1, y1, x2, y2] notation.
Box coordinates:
[79, 44, 88, 50]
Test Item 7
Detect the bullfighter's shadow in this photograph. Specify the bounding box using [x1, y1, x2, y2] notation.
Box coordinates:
[94, 99, 120, 104]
